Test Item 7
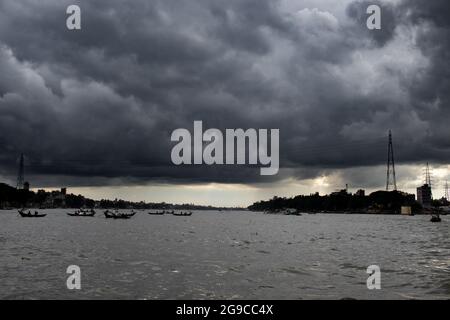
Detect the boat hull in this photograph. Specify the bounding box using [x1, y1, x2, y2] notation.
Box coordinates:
[173, 212, 192, 216]
[67, 213, 95, 217]
[18, 210, 46, 218]
[104, 211, 134, 219]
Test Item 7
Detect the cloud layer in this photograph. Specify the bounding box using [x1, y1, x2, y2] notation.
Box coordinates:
[0, 0, 449, 189]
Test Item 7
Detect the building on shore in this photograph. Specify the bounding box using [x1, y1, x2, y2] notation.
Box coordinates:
[401, 206, 412, 215]
[42, 188, 67, 208]
[417, 184, 432, 208]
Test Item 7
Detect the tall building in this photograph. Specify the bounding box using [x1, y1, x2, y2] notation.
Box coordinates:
[417, 184, 432, 207]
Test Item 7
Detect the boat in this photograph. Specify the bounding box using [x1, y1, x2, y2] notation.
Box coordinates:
[172, 211, 192, 216]
[104, 210, 135, 219]
[284, 210, 302, 216]
[430, 214, 442, 223]
[104, 210, 130, 219]
[280, 208, 301, 216]
[18, 209, 47, 218]
[104, 210, 115, 219]
[263, 208, 301, 215]
[147, 211, 165, 215]
[67, 209, 96, 217]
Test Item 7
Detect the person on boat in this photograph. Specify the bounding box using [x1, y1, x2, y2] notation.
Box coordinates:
[34, 211, 38, 215]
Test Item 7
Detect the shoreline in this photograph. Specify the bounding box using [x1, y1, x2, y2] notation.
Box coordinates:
[1, 208, 446, 216]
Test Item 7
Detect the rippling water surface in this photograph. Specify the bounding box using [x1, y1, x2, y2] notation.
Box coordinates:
[0, 210, 448, 299]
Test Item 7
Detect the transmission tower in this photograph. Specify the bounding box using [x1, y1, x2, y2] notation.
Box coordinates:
[16, 153, 25, 189]
[444, 181, 449, 201]
[424, 162, 432, 187]
[386, 130, 397, 191]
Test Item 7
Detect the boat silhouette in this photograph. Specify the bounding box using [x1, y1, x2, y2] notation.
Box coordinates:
[430, 214, 442, 222]
[18, 209, 46, 218]
[172, 211, 192, 216]
[67, 209, 96, 217]
[104, 210, 136, 219]
[147, 211, 165, 215]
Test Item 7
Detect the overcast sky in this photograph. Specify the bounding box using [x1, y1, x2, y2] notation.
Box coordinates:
[0, 0, 449, 206]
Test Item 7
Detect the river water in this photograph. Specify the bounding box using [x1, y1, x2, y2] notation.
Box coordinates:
[0, 210, 448, 299]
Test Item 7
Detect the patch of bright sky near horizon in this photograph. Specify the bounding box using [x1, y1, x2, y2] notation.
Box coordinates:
[19, 163, 450, 207]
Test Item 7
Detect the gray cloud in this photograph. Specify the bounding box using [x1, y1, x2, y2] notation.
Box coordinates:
[0, 0, 449, 189]
[346, 0, 398, 46]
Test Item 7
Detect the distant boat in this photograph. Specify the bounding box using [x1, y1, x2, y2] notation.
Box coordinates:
[147, 211, 165, 215]
[67, 209, 96, 217]
[430, 214, 441, 223]
[263, 208, 301, 215]
[18, 209, 46, 218]
[286, 211, 302, 216]
[104, 210, 135, 219]
[128, 210, 137, 217]
[281, 208, 301, 216]
[173, 211, 192, 216]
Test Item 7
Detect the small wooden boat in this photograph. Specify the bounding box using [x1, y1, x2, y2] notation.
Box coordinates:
[173, 211, 192, 216]
[67, 209, 96, 217]
[282, 208, 301, 216]
[18, 209, 47, 218]
[104, 210, 134, 219]
[430, 214, 442, 223]
[104, 210, 115, 219]
[147, 211, 165, 215]
[284, 211, 302, 216]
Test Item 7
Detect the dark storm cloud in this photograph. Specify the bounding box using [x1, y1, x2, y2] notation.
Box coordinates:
[346, 0, 397, 46]
[398, 0, 450, 158]
[0, 0, 449, 188]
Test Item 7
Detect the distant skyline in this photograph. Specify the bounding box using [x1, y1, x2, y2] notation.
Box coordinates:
[1, 0, 450, 206]
[1, 162, 447, 207]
